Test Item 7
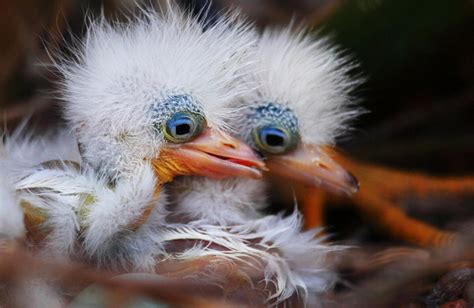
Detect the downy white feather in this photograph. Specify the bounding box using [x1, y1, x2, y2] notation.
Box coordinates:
[169, 176, 267, 225]
[164, 26, 359, 305]
[56, 6, 257, 179]
[0, 173, 24, 240]
[4, 131, 165, 264]
[1, 6, 258, 269]
[236, 26, 361, 146]
[0, 129, 79, 242]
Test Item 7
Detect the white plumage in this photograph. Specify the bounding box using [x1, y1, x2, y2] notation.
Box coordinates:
[58, 7, 256, 179]
[164, 26, 360, 305]
[169, 177, 267, 225]
[0, 6, 262, 267]
[0, 129, 79, 242]
[236, 27, 360, 146]
[0, 7, 360, 306]
[0, 173, 24, 240]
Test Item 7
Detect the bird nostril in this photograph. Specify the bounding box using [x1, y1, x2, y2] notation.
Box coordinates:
[222, 140, 237, 149]
[318, 163, 329, 170]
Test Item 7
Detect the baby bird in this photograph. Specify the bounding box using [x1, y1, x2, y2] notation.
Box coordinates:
[239, 27, 360, 196]
[1, 7, 264, 267]
[164, 26, 360, 305]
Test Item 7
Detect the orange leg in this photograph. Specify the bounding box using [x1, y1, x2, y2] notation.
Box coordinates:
[354, 165, 474, 200]
[351, 188, 457, 247]
[299, 148, 467, 247]
[332, 150, 474, 200]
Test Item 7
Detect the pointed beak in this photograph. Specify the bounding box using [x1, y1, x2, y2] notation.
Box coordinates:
[265, 144, 359, 196]
[158, 127, 265, 180]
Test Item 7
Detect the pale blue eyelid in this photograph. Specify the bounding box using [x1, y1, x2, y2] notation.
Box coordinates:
[163, 111, 205, 143]
[253, 125, 298, 155]
[245, 102, 301, 153]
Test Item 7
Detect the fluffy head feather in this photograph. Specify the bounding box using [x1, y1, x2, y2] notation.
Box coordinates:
[237, 27, 361, 147]
[56, 7, 256, 179]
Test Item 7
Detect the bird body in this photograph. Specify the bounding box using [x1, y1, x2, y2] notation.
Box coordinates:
[166, 177, 338, 305]
[0, 7, 264, 269]
[235, 27, 360, 196]
[162, 26, 361, 305]
[0, 7, 359, 306]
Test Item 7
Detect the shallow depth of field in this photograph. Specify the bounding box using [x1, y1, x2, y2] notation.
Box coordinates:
[0, 0, 473, 307]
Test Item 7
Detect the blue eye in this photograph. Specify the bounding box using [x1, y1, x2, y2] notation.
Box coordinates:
[163, 112, 205, 143]
[253, 125, 297, 154]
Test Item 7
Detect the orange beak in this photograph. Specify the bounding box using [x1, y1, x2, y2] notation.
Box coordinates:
[265, 144, 359, 196]
[156, 127, 265, 181]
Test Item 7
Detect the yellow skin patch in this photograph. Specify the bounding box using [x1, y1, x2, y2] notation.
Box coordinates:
[151, 148, 201, 185]
[21, 201, 48, 244]
[78, 193, 97, 229]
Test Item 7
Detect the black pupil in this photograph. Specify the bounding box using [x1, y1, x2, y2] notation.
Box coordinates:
[266, 134, 285, 147]
[176, 123, 191, 135]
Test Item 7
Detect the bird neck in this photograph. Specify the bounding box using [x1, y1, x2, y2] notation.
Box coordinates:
[168, 177, 268, 225]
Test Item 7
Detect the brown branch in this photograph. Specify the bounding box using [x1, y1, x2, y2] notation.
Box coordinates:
[331, 241, 474, 307]
[0, 248, 239, 307]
